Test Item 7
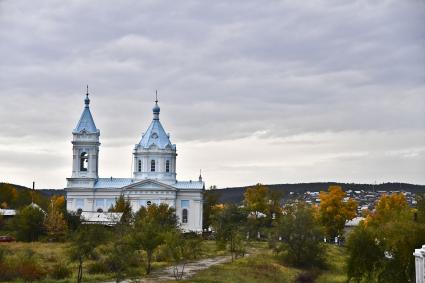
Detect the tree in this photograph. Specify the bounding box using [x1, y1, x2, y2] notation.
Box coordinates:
[318, 185, 357, 238]
[347, 193, 425, 283]
[44, 196, 68, 241]
[203, 190, 220, 231]
[69, 225, 107, 283]
[13, 205, 45, 241]
[276, 202, 324, 267]
[109, 195, 133, 224]
[346, 223, 384, 282]
[0, 183, 18, 208]
[211, 203, 247, 261]
[133, 204, 177, 274]
[416, 193, 425, 224]
[163, 230, 202, 280]
[106, 222, 135, 283]
[265, 189, 283, 227]
[244, 184, 268, 218]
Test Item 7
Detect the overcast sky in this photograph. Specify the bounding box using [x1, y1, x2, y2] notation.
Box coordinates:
[0, 0, 424, 189]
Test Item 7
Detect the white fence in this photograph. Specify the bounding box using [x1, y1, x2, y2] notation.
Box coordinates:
[414, 245, 425, 283]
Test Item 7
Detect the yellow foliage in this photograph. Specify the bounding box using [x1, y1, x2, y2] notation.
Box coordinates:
[318, 185, 357, 238]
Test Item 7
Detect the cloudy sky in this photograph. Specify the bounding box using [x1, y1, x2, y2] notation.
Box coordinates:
[0, 0, 424, 189]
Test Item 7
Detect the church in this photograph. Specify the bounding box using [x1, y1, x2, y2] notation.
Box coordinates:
[65, 90, 204, 232]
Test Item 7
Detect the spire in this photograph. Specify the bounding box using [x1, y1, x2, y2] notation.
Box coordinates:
[153, 90, 160, 120]
[85, 85, 90, 107]
[73, 86, 98, 134]
[199, 169, 203, 182]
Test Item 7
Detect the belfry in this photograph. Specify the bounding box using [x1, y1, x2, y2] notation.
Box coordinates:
[65, 89, 204, 232]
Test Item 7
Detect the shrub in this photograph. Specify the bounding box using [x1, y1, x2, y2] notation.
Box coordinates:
[88, 259, 110, 274]
[6, 249, 46, 281]
[51, 260, 72, 279]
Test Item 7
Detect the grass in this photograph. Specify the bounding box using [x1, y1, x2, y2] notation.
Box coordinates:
[178, 243, 347, 283]
[316, 245, 348, 283]
[0, 241, 348, 283]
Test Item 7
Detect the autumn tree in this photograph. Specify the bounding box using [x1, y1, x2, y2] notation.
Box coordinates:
[276, 202, 324, 267]
[244, 184, 268, 218]
[44, 196, 68, 241]
[318, 185, 357, 238]
[133, 204, 177, 274]
[0, 183, 17, 208]
[347, 193, 425, 283]
[109, 195, 133, 224]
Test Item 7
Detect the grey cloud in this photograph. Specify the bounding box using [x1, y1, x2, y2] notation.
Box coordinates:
[0, 0, 424, 188]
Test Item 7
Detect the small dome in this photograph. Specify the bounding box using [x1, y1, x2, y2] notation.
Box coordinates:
[153, 102, 160, 114]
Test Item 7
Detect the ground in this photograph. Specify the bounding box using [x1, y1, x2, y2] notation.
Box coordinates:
[0, 241, 347, 283]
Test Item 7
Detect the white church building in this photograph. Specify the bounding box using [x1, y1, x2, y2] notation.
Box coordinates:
[65, 91, 204, 232]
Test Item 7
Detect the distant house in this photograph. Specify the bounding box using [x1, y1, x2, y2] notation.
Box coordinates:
[0, 209, 16, 218]
[345, 216, 365, 227]
[80, 211, 123, 226]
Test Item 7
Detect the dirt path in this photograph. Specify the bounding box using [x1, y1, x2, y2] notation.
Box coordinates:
[104, 255, 232, 283]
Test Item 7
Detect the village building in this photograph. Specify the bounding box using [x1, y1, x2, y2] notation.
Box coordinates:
[65, 91, 204, 232]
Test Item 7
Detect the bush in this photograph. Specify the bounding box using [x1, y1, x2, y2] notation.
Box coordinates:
[88, 259, 110, 274]
[3, 249, 46, 281]
[50, 260, 72, 279]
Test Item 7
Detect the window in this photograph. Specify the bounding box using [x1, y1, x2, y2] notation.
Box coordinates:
[138, 160, 142, 172]
[76, 199, 84, 210]
[77, 208, 83, 215]
[181, 200, 189, 208]
[146, 200, 152, 206]
[166, 160, 170, 172]
[151, 160, 155, 172]
[105, 199, 115, 210]
[95, 198, 105, 209]
[97, 208, 103, 213]
[182, 209, 188, 223]
[80, 152, 88, 171]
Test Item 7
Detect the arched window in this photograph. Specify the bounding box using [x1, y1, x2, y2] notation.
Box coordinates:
[147, 200, 152, 206]
[138, 160, 142, 172]
[182, 209, 188, 223]
[166, 160, 170, 173]
[97, 208, 103, 213]
[80, 152, 88, 171]
[151, 160, 155, 172]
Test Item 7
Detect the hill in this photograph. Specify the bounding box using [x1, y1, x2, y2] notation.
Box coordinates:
[0, 182, 63, 210]
[209, 182, 425, 203]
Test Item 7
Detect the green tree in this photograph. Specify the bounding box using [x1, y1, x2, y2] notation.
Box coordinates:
[211, 203, 247, 261]
[416, 193, 425, 224]
[133, 204, 177, 274]
[13, 205, 45, 241]
[69, 225, 107, 283]
[163, 229, 202, 280]
[276, 202, 324, 267]
[106, 222, 135, 283]
[346, 223, 383, 282]
[318, 185, 357, 239]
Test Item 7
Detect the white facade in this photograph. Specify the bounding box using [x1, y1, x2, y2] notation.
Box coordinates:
[65, 92, 204, 232]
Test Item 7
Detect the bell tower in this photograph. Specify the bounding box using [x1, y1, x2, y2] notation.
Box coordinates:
[67, 87, 100, 188]
[133, 95, 177, 184]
